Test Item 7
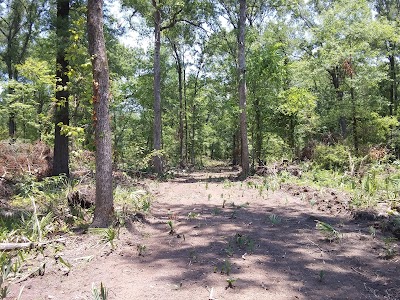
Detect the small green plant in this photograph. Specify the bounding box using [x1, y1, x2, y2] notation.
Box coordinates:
[187, 212, 200, 219]
[258, 185, 264, 196]
[104, 227, 117, 249]
[382, 237, 397, 259]
[92, 282, 108, 300]
[0, 258, 11, 300]
[224, 244, 234, 257]
[167, 220, 175, 235]
[113, 187, 151, 213]
[220, 259, 231, 275]
[189, 250, 198, 263]
[368, 226, 376, 238]
[268, 214, 282, 225]
[212, 208, 221, 215]
[89, 227, 117, 250]
[318, 270, 325, 282]
[137, 244, 147, 256]
[226, 277, 237, 289]
[315, 220, 340, 241]
[223, 179, 233, 188]
[233, 233, 255, 253]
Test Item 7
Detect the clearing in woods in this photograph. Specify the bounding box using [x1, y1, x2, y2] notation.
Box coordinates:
[7, 168, 400, 300]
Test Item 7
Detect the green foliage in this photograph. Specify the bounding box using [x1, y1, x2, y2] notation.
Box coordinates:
[0, 256, 11, 300]
[92, 282, 108, 300]
[315, 220, 341, 242]
[113, 186, 151, 213]
[313, 144, 351, 171]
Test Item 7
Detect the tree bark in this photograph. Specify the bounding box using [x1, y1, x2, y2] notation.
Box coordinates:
[328, 66, 347, 138]
[350, 86, 359, 155]
[238, 0, 250, 177]
[254, 96, 262, 165]
[152, 1, 163, 175]
[53, 0, 70, 177]
[171, 42, 184, 167]
[389, 54, 398, 115]
[87, 0, 114, 228]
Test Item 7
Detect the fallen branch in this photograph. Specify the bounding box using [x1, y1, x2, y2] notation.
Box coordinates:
[0, 239, 66, 252]
[306, 238, 325, 252]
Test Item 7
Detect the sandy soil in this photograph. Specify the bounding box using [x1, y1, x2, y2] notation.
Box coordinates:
[6, 169, 400, 300]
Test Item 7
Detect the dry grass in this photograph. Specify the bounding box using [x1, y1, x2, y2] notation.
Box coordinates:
[0, 140, 52, 181]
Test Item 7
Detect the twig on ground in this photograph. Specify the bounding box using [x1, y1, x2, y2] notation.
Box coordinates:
[306, 238, 325, 252]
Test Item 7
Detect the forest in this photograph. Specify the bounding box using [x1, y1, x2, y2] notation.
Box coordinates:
[0, 0, 400, 299]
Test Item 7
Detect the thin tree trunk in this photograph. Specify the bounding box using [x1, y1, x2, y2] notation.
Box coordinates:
[191, 103, 196, 165]
[254, 96, 262, 165]
[87, 0, 114, 228]
[8, 112, 16, 139]
[53, 0, 70, 177]
[232, 129, 240, 166]
[238, 0, 250, 177]
[171, 42, 184, 167]
[350, 86, 358, 155]
[328, 66, 347, 138]
[389, 54, 398, 115]
[183, 59, 188, 165]
[152, 1, 163, 174]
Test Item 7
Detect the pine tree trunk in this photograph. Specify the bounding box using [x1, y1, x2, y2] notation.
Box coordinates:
[87, 0, 114, 228]
[53, 0, 70, 177]
[238, 0, 250, 177]
[152, 1, 163, 174]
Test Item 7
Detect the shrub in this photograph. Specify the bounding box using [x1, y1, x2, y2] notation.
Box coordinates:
[313, 144, 350, 171]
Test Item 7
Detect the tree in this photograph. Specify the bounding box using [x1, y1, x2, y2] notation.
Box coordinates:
[87, 0, 114, 227]
[53, 0, 70, 176]
[0, 0, 44, 139]
[237, 0, 249, 176]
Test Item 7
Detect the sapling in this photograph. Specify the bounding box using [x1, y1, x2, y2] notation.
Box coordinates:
[226, 278, 237, 289]
[167, 220, 175, 235]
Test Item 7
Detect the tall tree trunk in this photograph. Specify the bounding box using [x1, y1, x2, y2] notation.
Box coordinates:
[238, 0, 250, 177]
[389, 54, 398, 115]
[350, 86, 358, 155]
[152, 1, 163, 174]
[184, 60, 188, 165]
[87, 0, 114, 228]
[191, 103, 196, 165]
[8, 112, 16, 139]
[328, 66, 347, 138]
[254, 96, 262, 165]
[171, 42, 184, 167]
[53, 0, 70, 177]
[232, 129, 240, 166]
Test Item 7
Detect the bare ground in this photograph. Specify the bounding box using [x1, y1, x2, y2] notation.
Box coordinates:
[6, 169, 400, 300]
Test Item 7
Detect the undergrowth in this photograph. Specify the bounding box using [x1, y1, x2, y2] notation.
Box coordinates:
[0, 168, 151, 299]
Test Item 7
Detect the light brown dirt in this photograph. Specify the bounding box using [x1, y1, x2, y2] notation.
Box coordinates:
[6, 169, 400, 300]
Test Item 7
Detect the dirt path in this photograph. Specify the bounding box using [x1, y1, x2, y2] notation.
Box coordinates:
[7, 170, 400, 300]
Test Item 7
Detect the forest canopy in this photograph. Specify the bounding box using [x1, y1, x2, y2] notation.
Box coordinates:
[0, 0, 399, 172]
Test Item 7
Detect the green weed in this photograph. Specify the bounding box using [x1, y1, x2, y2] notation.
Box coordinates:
[167, 220, 175, 235]
[268, 214, 282, 225]
[315, 220, 340, 242]
[137, 244, 147, 256]
[220, 259, 231, 275]
[226, 277, 237, 289]
[92, 282, 108, 300]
